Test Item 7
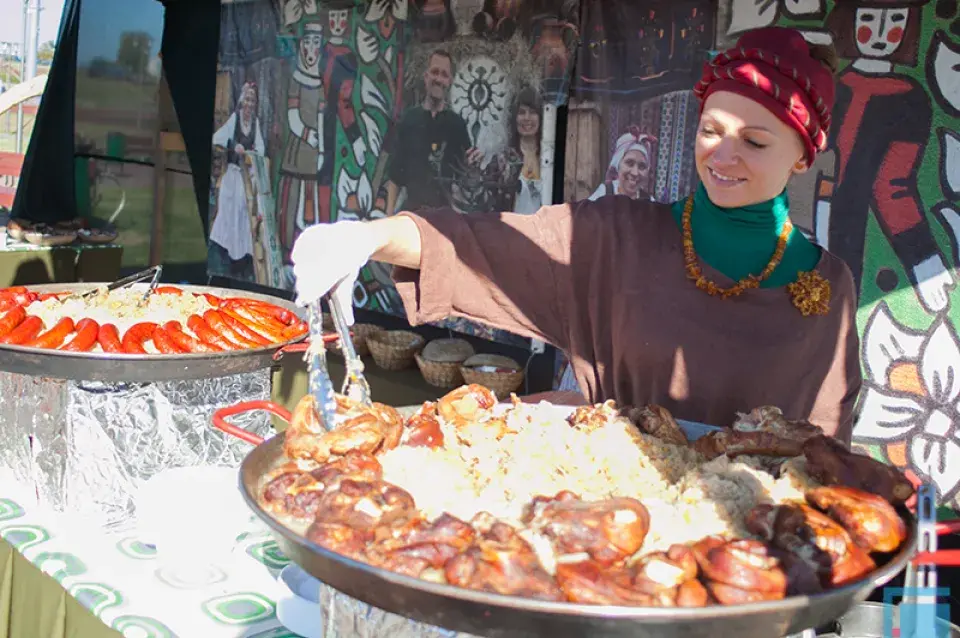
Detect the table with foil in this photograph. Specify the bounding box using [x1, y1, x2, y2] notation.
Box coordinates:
[0, 369, 274, 529]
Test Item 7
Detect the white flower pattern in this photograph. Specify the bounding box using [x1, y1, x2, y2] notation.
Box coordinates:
[336, 170, 383, 222]
[854, 302, 960, 500]
[726, 0, 825, 36]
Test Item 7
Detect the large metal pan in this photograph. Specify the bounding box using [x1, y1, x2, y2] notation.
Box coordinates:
[213, 401, 919, 638]
[0, 283, 307, 383]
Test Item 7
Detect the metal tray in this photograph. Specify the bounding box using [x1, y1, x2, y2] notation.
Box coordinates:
[0, 283, 305, 383]
[224, 403, 919, 638]
[816, 602, 960, 637]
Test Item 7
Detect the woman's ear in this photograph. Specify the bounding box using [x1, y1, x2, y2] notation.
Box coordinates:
[793, 157, 810, 175]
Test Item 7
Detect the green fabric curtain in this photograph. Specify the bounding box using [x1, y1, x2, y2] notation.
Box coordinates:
[160, 0, 220, 238]
[10, 0, 80, 224]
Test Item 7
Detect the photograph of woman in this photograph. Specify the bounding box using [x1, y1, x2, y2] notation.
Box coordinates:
[210, 81, 266, 282]
[588, 126, 656, 201]
[494, 86, 544, 214]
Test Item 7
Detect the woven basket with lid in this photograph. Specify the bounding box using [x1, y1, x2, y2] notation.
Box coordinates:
[460, 353, 524, 396]
[416, 338, 476, 388]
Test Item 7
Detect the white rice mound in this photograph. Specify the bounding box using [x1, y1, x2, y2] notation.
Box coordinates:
[377, 400, 819, 560]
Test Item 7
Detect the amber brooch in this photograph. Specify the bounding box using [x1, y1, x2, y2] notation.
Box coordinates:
[787, 270, 831, 316]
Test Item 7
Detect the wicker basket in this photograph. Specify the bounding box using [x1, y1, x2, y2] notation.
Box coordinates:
[367, 330, 425, 370]
[322, 314, 383, 357]
[460, 354, 524, 397]
[415, 338, 475, 388]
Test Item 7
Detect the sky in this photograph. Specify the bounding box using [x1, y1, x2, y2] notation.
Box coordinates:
[0, 0, 164, 63]
[0, 0, 66, 47]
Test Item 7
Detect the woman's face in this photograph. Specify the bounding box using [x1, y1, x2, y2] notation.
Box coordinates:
[618, 148, 649, 198]
[241, 90, 257, 119]
[516, 104, 540, 138]
[695, 91, 808, 208]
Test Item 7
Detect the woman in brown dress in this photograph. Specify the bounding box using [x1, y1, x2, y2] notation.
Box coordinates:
[292, 27, 861, 443]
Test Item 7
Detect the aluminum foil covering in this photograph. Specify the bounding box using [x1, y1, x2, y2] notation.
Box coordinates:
[0, 369, 273, 529]
[318, 581, 481, 638]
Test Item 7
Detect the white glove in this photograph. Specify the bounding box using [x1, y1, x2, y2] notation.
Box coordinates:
[290, 221, 380, 324]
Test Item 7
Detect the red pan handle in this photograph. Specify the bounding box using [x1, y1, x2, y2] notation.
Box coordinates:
[272, 333, 344, 361]
[915, 550, 960, 566]
[212, 400, 293, 446]
[907, 518, 960, 565]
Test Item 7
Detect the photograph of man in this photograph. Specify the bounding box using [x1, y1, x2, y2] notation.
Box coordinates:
[386, 49, 483, 214]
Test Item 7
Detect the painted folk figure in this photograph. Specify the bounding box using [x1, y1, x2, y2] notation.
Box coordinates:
[819, 0, 956, 314]
[319, 3, 367, 220]
[278, 21, 325, 264]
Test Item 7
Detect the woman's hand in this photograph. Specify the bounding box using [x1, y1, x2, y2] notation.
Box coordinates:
[291, 217, 423, 323]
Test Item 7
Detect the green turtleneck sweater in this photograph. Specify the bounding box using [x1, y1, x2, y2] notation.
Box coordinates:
[669, 184, 821, 288]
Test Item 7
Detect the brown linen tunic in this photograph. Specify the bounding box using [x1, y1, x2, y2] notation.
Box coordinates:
[392, 196, 862, 443]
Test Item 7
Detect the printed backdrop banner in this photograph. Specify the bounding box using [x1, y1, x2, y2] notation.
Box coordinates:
[554, 0, 714, 390]
[207, 0, 578, 347]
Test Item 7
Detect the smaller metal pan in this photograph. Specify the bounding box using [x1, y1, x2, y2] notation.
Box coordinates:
[212, 402, 921, 638]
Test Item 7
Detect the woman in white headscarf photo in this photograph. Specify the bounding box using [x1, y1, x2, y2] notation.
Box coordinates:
[210, 81, 266, 281]
[588, 126, 656, 201]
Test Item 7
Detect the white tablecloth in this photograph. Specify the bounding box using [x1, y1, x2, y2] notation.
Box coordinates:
[0, 472, 304, 637]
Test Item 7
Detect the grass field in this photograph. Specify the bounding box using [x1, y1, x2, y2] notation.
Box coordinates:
[89, 164, 208, 271]
[75, 74, 158, 112]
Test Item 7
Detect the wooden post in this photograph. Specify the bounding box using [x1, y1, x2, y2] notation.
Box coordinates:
[563, 99, 603, 202]
[148, 70, 169, 267]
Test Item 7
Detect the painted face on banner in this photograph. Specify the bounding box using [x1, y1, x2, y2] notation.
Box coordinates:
[299, 27, 323, 72]
[854, 7, 908, 59]
[329, 8, 350, 40]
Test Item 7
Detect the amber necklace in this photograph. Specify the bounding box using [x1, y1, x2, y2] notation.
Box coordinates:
[680, 195, 832, 315]
[681, 195, 791, 299]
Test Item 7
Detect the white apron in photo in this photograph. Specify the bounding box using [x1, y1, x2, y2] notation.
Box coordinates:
[211, 164, 255, 260]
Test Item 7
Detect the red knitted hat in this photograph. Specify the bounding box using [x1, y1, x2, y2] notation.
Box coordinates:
[693, 27, 835, 162]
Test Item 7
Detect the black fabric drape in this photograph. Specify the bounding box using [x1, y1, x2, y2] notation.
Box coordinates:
[11, 0, 80, 224]
[160, 0, 221, 238]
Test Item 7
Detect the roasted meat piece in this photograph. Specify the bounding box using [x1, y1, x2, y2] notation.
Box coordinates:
[632, 544, 703, 604]
[402, 401, 444, 449]
[805, 486, 907, 553]
[436, 385, 514, 444]
[746, 502, 876, 589]
[694, 407, 823, 460]
[445, 512, 563, 601]
[691, 537, 787, 602]
[314, 479, 417, 531]
[556, 545, 708, 607]
[567, 400, 620, 432]
[309, 451, 383, 486]
[555, 561, 655, 606]
[283, 395, 404, 464]
[621, 404, 689, 446]
[306, 521, 370, 561]
[437, 384, 497, 427]
[522, 491, 650, 565]
[803, 435, 915, 506]
[260, 452, 384, 519]
[368, 513, 476, 578]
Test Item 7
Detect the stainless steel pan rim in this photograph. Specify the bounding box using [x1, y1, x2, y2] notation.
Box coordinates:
[0, 283, 305, 382]
[238, 434, 918, 636]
